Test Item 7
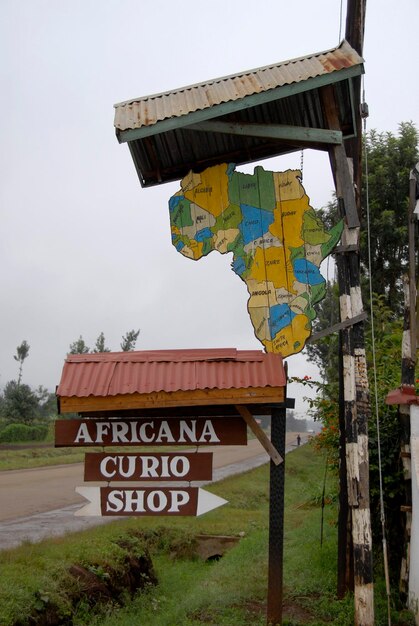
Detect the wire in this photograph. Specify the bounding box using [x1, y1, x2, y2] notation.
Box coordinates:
[363, 81, 392, 626]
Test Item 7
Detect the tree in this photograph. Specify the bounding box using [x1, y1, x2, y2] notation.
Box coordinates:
[93, 332, 110, 353]
[360, 121, 418, 313]
[35, 385, 58, 418]
[307, 122, 418, 378]
[286, 410, 307, 432]
[14, 340, 30, 386]
[68, 336, 90, 354]
[1, 381, 39, 425]
[120, 329, 140, 352]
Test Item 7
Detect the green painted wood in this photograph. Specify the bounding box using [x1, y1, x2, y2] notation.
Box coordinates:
[116, 65, 363, 144]
[188, 121, 342, 145]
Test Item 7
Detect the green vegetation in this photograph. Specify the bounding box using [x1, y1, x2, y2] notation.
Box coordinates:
[0, 423, 48, 444]
[0, 446, 413, 625]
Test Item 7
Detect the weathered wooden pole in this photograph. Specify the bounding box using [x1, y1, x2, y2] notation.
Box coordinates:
[322, 80, 374, 625]
[337, 232, 374, 626]
[337, 332, 354, 597]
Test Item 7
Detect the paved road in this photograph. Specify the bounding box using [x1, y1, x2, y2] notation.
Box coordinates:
[0, 434, 305, 550]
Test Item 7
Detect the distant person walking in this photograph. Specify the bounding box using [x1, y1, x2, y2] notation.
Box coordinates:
[297, 434, 301, 446]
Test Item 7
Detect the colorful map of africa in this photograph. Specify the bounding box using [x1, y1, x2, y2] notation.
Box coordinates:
[169, 163, 343, 357]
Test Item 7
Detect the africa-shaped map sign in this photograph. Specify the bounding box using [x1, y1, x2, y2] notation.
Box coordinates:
[169, 163, 343, 357]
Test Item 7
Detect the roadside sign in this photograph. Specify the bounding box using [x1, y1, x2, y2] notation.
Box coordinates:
[75, 486, 228, 517]
[55, 417, 247, 447]
[84, 452, 213, 482]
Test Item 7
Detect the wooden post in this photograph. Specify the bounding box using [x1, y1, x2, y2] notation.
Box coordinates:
[322, 83, 374, 625]
[408, 168, 418, 348]
[337, 331, 354, 597]
[267, 404, 286, 625]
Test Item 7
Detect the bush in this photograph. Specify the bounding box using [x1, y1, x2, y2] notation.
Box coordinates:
[0, 423, 48, 443]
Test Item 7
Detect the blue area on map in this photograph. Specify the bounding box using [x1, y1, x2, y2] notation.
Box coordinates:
[269, 304, 296, 335]
[293, 259, 324, 285]
[169, 195, 183, 211]
[239, 204, 275, 246]
[171, 235, 185, 251]
[232, 256, 246, 276]
[226, 163, 236, 178]
[195, 227, 212, 242]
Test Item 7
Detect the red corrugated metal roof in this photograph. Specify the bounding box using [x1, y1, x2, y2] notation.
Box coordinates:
[385, 386, 419, 406]
[57, 348, 286, 398]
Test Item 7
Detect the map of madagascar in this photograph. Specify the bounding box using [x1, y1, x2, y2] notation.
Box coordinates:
[169, 163, 343, 357]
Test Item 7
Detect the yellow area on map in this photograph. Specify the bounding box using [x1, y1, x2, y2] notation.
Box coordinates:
[273, 170, 305, 201]
[304, 243, 323, 267]
[181, 171, 202, 193]
[271, 196, 311, 249]
[181, 240, 203, 260]
[214, 228, 240, 254]
[247, 279, 277, 309]
[290, 295, 309, 316]
[275, 287, 294, 306]
[264, 313, 311, 357]
[250, 246, 296, 292]
[250, 307, 271, 342]
[184, 163, 229, 218]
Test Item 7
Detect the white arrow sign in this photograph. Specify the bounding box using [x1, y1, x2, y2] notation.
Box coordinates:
[75, 486, 228, 517]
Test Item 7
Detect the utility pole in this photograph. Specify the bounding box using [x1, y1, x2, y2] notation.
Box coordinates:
[329, 2, 375, 624]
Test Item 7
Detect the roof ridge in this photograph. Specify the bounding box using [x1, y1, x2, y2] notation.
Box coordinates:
[114, 40, 358, 108]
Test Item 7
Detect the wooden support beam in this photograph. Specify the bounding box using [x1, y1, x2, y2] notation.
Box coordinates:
[321, 85, 360, 228]
[235, 405, 283, 466]
[306, 312, 367, 343]
[188, 120, 343, 146]
[59, 386, 285, 414]
[323, 72, 374, 624]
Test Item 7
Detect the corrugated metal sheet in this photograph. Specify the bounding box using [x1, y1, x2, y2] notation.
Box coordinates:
[114, 41, 362, 132]
[57, 348, 286, 398]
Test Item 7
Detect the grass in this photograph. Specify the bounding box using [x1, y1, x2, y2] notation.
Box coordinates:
[0, 445, 415, 625]
[0, 445, 88, 470]
[0, 445, 198, 471]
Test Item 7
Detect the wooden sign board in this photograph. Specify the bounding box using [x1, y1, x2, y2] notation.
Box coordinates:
[55, 417, 247, 447]
[84, 452, 213, 482]
[75, 486, 228, 517]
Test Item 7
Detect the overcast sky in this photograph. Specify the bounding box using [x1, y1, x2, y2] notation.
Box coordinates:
[1, 0, 417, 415]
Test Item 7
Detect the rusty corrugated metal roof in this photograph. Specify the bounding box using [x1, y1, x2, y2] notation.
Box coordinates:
[57, 348, 286, 398]
[114, 40, 362, 132]
[113, 40, 363, 187]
